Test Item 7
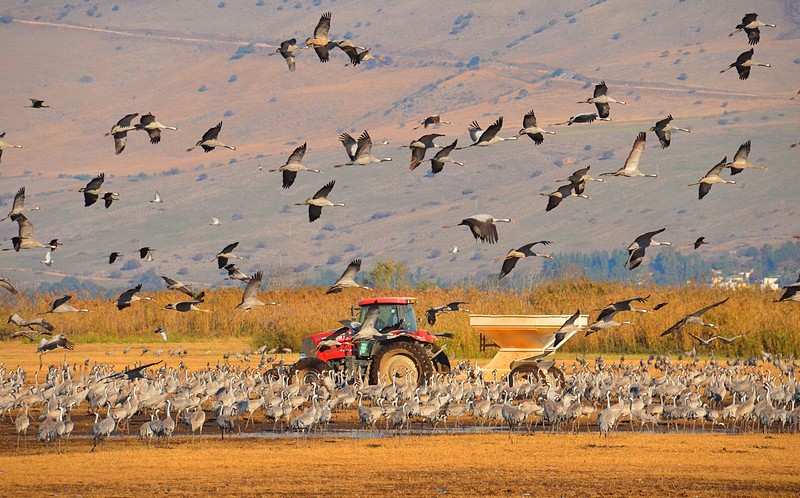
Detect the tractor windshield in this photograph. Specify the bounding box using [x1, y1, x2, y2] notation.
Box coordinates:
[358, 304, 417, 332]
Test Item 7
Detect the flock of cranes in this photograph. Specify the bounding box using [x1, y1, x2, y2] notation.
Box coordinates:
[4, 347, 799, 450]
[0, 7, 798, 450]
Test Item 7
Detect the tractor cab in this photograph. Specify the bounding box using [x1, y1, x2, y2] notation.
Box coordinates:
[356, 297, 419, 333]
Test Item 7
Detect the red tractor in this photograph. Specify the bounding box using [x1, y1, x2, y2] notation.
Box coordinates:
[288, 297, 451, 386]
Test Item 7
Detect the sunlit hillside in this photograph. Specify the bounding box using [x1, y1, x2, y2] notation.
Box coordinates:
[0, 0, 798, 290]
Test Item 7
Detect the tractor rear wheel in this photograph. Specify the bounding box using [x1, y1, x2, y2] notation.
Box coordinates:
[369, 341, 434, 387]
[289, 358, 330, 385]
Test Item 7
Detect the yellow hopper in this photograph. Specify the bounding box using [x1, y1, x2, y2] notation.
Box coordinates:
[469, 313, 588, 382]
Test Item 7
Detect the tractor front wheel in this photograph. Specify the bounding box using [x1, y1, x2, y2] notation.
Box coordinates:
[289, 358, 330, 385]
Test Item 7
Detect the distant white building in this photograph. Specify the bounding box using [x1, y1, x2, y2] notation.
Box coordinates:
[761, 277, 780, 291]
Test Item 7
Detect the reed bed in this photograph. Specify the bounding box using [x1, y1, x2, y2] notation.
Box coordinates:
[1, 279, 797, 358]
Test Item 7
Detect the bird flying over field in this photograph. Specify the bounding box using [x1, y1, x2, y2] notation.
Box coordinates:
[326, 259, 371, 294]
[660, 298, 729, 336]
[499, 241, 553, 280]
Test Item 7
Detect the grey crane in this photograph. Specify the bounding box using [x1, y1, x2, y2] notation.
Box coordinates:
[558, 166, 604, 194]
[425, 301, 469, 325]
[306, 12, 333, 62]
[236, 271, 279, 310]
[269, 38, 303, 71]
[413, 115, 451, 130]
[577, 81, 626, 120]
[720, 49, 771, 80]
[188, 407, 206, 441]
[660, 297, 729, 336]
[442, 214, 512, 244]
[186, 121, 236, 152]
[79, 173, 106, 207]
[269, 143, 321, 188]
[340, 46, 384, 67]
[0, 132, 22, 163]
[10, 214, 47, 251]
[649, 115, 690, 149]
[40, 249, 52, 267]
[541, 182, 590, 212]
[334, 130, 392, 166]
[105, 113, 138, 155]
[728, 140, 767, 175]
[224, 263, 251, 282]
[498, 241, 553, 280]
[688, 157, 736, 200]
[729, 13, 776, 45]
[326, 259, 371, 294]
[160, 400, 176, 446]
[596, 295, 650, 321]
[516, 109, 556, 145]
[457, 117, 518, 149]
[116, 283, 151, 310]
[47, 295, 91, 313]
[154, 327, 168, 341]
[103, 192, 119, 208]
[775, 272, 800, 302]
[164, 299, 210, 313]
[135, 112, 178, 144]
[585, 314, 632, 336]
[36, 333, 74, 369]
[429, 139, 465, 174]
[90, 407, 116, 451]
[105, 360, 162, 381]
[295, 180, 346, 222]
[600, 132, 657, 178]
[2, 187, 41, 222]
[216, 404, 236, 440]
[214, 241, 244, 269]
[626, 228, 672, 270]
[15, 405, 30, 449]
[0, 278, 19, 294]
[139, 247, 155, 261]
[406, 133, 444, 170]
[552, 310, 585, 348]
[27, 98, 49, 108]
[108, 252, 123, 264]
[554, 112, 603, 126]
[349, 306, 382, 341]
[8, 313, 54, 333]
[688, 332, 718, 347]
[714, 334, 742, 344]
[690, 237, 709, 250]
[161, 275, 200, 299]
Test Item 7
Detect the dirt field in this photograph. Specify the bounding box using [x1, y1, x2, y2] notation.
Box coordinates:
[2, 432, 799, 497]
[2, 341, 800, 497]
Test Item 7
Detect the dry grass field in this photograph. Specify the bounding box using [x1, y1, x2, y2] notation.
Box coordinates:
[3, 281, 798, 358]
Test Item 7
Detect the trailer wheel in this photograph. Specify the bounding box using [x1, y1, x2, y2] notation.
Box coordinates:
[547, 365, 565, 385]
[508, 364, 539, 387]
[289, 358, 330, 385]
[369, 341, 434, 387]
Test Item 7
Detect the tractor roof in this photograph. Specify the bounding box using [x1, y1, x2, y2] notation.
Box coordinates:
[358, 297, 417, 306]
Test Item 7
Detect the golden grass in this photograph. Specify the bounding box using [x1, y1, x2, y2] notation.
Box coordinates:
[2, 433, 799, 497]
[2, 280, 798, 358]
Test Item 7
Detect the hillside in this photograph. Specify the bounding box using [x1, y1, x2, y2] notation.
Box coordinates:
[0, 0, 799, 290]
